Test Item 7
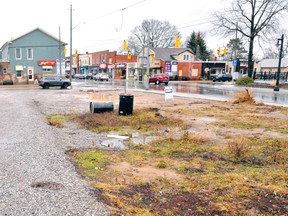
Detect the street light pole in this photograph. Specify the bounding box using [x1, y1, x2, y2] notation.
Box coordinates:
[69, 3, 73, 88]
[274, 34, 284, 92]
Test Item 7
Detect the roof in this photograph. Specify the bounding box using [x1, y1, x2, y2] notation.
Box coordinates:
[9, 27, 65, 45]
[151, 47, 193, 61]
[260, 58, 288, 68]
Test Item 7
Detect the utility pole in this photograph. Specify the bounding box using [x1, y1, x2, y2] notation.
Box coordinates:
[69, 3, 73, 88]
[59, 26, 62, 78]
[145, 27, 150, 90]
[235, 22, 238, 60]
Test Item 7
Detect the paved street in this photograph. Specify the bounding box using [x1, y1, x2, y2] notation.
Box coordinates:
[73, 79, 288, 106]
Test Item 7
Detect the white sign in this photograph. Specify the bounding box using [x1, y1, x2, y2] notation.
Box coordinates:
[56, 59, 65, 76]
[164, 87, 173, 100]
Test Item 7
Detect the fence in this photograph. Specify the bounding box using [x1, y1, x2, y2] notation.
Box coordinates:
[254, 72, 288, 82]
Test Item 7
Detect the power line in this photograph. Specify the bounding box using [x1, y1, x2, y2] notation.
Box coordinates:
[177, 17, 213, 27]
[85, 0, 146, 24]
[177, 17, 213, 30]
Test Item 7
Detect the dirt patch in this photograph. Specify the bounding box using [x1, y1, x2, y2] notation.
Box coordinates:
[107, 161, 183, 183]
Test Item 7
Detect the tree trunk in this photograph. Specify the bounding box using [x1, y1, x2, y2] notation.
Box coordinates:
[248, 37, 254, 78]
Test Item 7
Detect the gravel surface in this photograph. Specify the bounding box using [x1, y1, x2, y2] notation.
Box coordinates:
[0, 87, 111, 215]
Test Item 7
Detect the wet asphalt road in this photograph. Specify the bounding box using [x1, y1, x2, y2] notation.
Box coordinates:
[73, 79, 288, 107]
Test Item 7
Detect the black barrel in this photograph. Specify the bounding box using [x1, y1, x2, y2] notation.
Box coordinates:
[119, 94, 134, 115]
[90, 101, 114, 113]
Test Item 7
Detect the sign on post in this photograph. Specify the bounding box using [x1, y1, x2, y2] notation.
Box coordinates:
[164, 86, 173, 101]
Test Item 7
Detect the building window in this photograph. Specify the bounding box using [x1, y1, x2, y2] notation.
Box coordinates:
[43, 68, 52, 73]
[101, 55, 106, 63]
[183, 54, 189, 61]
[2, 68, 7, 74]
[27, 48, 33, 60]
[16, 71, 22, 77]
[43, 67, 52, 73]
[15, 48, 22, 59]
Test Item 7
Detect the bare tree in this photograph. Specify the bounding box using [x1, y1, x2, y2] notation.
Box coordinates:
[212, 0, 288, 77]
[126, 19, 180, 55]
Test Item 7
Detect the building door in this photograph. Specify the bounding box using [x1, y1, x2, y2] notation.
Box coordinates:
[28, 67, 34, 81]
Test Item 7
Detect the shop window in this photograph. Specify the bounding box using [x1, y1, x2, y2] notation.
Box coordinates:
[16, 71, 22, 77]
[2, 68, 7, 74]
[43, 68, 52, 73]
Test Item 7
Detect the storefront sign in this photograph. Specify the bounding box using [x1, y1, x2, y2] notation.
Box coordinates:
[108, 64, 115, 69]
[115, 63, 126, 68]
[100, 63, 107, 69]
[165, 61, 171, 72]
[15, 65, 23, 71]
[38, 60, 56, 66]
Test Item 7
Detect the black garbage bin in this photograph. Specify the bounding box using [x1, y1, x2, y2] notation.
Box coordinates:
[119, 94, 134, 115]
[90, 101, 114, 113]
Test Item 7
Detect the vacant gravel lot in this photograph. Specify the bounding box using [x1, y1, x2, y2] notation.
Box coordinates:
[0, 87, 111, 216]
[0, 85, 189, 215]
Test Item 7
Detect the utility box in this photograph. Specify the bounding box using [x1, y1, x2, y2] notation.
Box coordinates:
[119, 94, 134, 115]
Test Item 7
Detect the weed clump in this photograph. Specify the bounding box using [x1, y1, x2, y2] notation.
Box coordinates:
[156, 161, 167, 169]
[227, 138, 251, 162]
[232, 88, 256, 104]
[46, 114, 74, 128]
[266, 139, 288, 165]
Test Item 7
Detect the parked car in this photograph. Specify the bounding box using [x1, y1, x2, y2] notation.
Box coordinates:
[93, 73, 109, 81]
[149, 74, 169, 85]
[78, 74, 86, 79]
[86, 73, 93, 79]
[212, 74, 233, 82]
[74, 74, 80, 79]
[38, 76, 71, 89]
[65, 72, 74, 79]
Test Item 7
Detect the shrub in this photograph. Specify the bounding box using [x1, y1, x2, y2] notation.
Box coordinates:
[235, 76, 254, 85]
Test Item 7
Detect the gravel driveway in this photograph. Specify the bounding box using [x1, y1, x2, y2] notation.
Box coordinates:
[0, 87, 110, 215]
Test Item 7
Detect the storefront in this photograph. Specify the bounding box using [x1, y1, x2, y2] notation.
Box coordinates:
[38, 60, 56, 76]
[114, 63, 127, 79]
[99, 63, 107, 73]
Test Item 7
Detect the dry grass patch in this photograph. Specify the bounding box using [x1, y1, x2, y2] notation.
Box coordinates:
[66, 98, 288, 215]
[69, 133, 288, 215]
[46, 114, 76, 127]
[73, 107, 187, 133]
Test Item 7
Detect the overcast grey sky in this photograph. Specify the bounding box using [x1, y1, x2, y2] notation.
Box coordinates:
[1, 0, 287, 57]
